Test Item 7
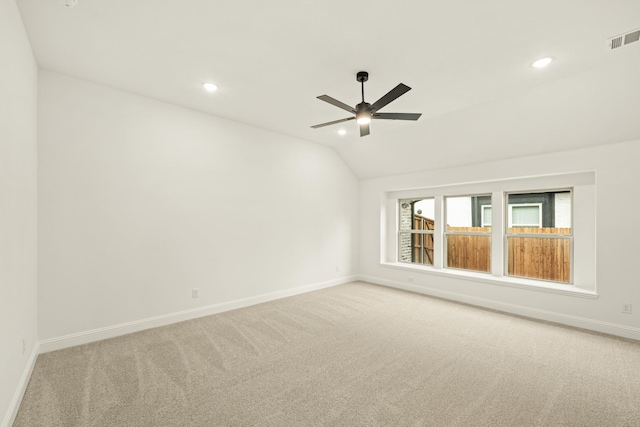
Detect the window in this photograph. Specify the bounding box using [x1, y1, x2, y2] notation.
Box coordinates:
[509, 204, 542, 228]
[399, 198, 435, 266]
[445, 196, 491, 273]
[481, 205, 492, 227]
[386, 172, 594, 293]
[399, 193, 568, 278]
[506, 191, 572, 283]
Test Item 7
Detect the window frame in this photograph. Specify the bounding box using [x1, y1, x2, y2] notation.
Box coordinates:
[481, 205, 492, 227]
[383, 172, 595, 296]
[398, 198, 436, 267]
[508, 203, 543, 228]
[504, 190, 573, 284]
[444, 194, 492, 274]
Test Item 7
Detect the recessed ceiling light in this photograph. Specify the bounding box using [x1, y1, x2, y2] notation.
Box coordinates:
[203, 83, 218, 92]
[338, 129, 347, 136]
[531, 57, 554, 68]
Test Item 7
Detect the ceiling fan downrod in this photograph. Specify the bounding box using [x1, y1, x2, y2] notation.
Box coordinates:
[357, 71, 368, 103]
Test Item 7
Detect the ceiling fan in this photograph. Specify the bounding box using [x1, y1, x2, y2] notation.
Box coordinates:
[311, 71, 422, 137]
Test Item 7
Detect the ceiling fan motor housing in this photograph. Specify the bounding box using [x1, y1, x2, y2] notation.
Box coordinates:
[356, 102, 371, 114]
[356, 102, 372, 123]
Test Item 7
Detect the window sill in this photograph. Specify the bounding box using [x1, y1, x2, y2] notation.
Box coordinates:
[380, 262, 598, 299]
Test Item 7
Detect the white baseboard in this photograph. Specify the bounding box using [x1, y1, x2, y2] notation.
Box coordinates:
[39, 276, 357, 353]
[359, 275, 640, 341]
[2, 342, 40, 427]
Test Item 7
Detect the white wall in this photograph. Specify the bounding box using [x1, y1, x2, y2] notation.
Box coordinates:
[414, 199, 434, 219]
[555, 192, 571, 228]
[445, 197, 472, 227]
[0, 0, 39, 425]
[38, 71, 359, 343]
[360, 140, 640, 339]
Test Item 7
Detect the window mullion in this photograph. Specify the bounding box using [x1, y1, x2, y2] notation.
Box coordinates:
[491, 191, 504, 278]
[434, 196, 443, 269]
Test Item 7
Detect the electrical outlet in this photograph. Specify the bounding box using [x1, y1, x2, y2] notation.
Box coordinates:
[622, 303, 632, 314]
[335, 266, 340, 273]
[192, 288, 199, 299]
[22, 339, 26, 355]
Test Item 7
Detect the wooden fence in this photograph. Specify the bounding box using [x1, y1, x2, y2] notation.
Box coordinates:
[446, 229, 491, 273]
[411, 217, 571, 282]
[506, 227, 571, 283]
[412, 215, 434, 265]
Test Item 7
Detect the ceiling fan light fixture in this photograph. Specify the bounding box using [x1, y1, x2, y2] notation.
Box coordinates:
[531, 57, 554, 68]
[356, 114, 371, 125]
[203, 82, 218, 92]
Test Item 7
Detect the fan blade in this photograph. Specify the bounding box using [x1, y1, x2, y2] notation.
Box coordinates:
[317, 95, 356, 113]
[311, 117, 355, 129]
[372, 112, 422, 121]
[359, 123, 370, 137]
[370, 83, 411, 112]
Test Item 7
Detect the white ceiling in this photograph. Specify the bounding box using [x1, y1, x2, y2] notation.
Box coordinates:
[17, 0, 640, 179]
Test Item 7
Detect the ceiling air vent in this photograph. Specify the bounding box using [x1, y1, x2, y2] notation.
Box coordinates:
[607, 28, 640, 50]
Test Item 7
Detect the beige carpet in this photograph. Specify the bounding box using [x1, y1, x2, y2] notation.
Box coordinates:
[14, 282, 640, 426]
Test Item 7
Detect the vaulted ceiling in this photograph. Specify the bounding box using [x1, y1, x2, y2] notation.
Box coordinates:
[17, 0, 640, 179]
